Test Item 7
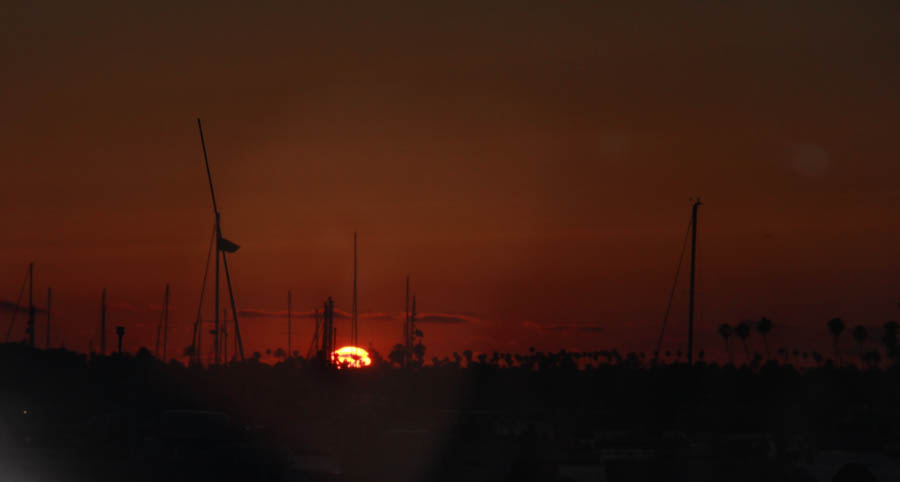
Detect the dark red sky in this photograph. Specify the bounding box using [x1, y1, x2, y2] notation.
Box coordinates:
[3, 1, 900, 361]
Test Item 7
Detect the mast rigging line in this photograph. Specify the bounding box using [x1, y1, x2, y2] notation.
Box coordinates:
[653, 212, 693, 362]
[191, 223, 217, 364]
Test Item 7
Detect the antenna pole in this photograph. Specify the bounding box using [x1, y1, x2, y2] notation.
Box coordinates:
[688, 198, 701, 366]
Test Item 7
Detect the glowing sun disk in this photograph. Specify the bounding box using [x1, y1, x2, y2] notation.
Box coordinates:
[332, 346, 372, 368]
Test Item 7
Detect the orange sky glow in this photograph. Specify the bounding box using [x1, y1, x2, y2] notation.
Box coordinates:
[3, 1, 900, 362]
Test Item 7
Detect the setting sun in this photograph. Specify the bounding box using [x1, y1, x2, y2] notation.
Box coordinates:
[332, 346, 372, 368]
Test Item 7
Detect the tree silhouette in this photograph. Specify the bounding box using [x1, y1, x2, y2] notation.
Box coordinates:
[463, 349, 473, 367]
[851, 325, 868, 359]
[477, 352, 488, 366]
[388, 343, 407, 367]
[274, 347, 287, 360]
[451, 351, 462, 367]
[412, 341, 426, 366]
[503, 352, 514, 367]
[862, 350, 881, 370]
[735, 321, 752, 361]
[827, 317, 846, 363]
[756, 317, 773, 358]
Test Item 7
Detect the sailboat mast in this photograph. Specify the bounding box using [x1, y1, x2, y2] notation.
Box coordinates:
[687, 198, 701, 365]
[197, 119, 245, 362]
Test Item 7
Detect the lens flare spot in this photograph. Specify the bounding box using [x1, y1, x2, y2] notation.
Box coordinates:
[332, 346, 372, 368]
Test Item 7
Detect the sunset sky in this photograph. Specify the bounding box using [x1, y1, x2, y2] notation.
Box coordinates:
[3, 1, 900, 361]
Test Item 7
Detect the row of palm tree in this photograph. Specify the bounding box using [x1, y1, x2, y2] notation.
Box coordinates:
[718, 316, 900, 367]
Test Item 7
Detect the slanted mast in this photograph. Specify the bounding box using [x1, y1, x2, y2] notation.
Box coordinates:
[197, 118, 245, 363]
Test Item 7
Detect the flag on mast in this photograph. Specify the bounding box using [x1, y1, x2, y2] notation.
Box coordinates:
[218, 236, 240, 253]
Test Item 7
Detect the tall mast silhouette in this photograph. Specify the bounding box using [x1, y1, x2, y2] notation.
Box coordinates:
[352, 232, 358, 350]
[197, 118, 244, 362]
[687, 198, 701, 365]
[26, 262, 34, 346]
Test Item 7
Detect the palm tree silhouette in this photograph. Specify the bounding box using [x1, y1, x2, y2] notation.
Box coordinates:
[717, 323, 733, 363]
[827, 317, 846, 363]
[735, 321, 752, 361]
[756, 317, 773, 358]
[851, 325, 868, 359]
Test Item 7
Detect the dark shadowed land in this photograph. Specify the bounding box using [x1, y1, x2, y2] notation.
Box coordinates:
[2, 342, 899, 482]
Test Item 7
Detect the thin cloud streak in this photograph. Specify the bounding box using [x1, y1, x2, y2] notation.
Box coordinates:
[0, 300, 47, 314]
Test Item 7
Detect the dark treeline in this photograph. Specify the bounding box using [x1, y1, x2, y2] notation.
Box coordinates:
[1, 339, 899, 482]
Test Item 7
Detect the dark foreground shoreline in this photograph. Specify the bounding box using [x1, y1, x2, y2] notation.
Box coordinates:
[1, 343, 897, 481]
